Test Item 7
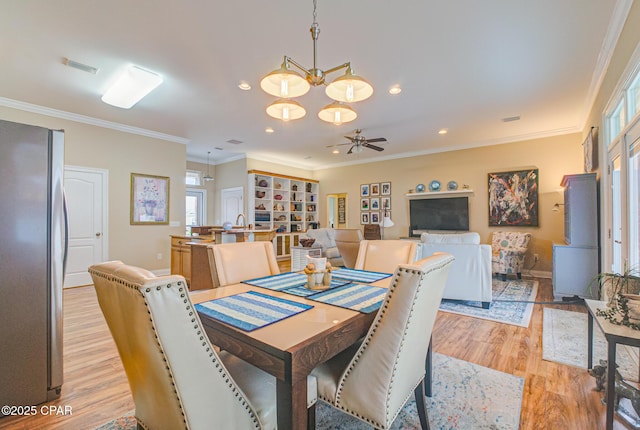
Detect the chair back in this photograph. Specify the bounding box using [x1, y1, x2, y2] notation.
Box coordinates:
[363, 224, 381, 240]
[334, 254, 454, 427]
[334, 229, 364, 268]
[354, 240, 419, 273]
[88, 261, 262, 430]
[491, 231, 532, 251]
[211, 241, 280, 287]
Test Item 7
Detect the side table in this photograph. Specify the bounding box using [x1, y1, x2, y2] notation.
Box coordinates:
[585, 299, 640, 430]
[290, 246, 322, 272]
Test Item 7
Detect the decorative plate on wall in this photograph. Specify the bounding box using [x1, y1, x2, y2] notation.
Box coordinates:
[429, 180, 441, 192]
[415, 184, 426, 192]
[447, 181, 458, 191]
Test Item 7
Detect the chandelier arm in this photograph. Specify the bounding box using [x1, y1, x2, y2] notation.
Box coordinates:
[322, 62, 350, 77]
[284, 56, 312, 79]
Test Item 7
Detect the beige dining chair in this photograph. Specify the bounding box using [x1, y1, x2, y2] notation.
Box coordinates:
[89, 260, 316, 430]
[311, 253, 454, 430]
[354, 239, 419, 273]
[334, 228, 364, 268]
[211, 241, 280, 287]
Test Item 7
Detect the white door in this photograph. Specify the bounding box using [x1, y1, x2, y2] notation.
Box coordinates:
[221, 187, 244, 225]
[64, 166, 108, 287]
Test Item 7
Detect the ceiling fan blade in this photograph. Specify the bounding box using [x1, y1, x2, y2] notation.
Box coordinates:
[344, 136, 356, 141]
[347, 145, 355, 154]
[365, 137, 387, 143]
[363, 143, 384, 152]
[326, 142, 352, 148]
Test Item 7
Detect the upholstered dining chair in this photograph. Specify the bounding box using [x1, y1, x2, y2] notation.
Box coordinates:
[491, 231, 532, 280]
[211, 241, 280, 287]
[334, 229, 364, 268]
[363, 224, 382, 240]
[354, 239, 419, 274]
[311, 253, 454, 430]
[89, 260, 317, 430]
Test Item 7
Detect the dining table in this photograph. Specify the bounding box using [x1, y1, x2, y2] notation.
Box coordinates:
[190, 269, 433, 430]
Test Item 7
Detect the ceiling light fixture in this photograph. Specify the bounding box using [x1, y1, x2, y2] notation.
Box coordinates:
[260, 0, 372, 124]
[101, 65, 163, 109]
[203, 151, 214, 182]
[438, 128, 448, 135]
[389, 85, 402, 95]
[238, 81, 251, 90]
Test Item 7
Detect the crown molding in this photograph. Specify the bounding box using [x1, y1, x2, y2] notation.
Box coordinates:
[0, 97, 190, 145]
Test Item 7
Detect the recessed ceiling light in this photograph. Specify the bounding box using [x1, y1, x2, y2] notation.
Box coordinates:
[238, 81, 251, 91]
[389, 85, 402, 95]
[265, 127, 274, 133]
[332, 149, 339, 154]
[304, 156, 312, 160]
[438, 128, 448, 135]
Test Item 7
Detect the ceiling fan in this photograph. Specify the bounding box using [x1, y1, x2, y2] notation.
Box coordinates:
[327, 129, 388, 154]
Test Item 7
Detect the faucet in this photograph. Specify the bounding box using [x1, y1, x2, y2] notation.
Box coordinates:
[235, 213, 246, 227]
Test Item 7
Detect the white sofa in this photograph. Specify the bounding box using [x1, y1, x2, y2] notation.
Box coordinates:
[303, 228, 344, 267]
[419, 232, 492, 308]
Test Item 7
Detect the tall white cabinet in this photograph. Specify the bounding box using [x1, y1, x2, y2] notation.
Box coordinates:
[552, 173, 599, 299]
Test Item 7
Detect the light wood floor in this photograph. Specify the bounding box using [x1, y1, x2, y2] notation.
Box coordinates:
[0, 269, 628, 429]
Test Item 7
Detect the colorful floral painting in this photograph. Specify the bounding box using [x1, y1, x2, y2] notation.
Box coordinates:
[488, 169, 538, 226]
[130, 173, 170, 224]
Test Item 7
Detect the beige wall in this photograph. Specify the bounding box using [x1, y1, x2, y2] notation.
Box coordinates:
[212, 158, 248, 224]
[311, 133, 584, 274]
[1, 106, 186, 272]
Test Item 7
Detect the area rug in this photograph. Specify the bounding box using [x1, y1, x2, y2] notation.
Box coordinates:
[542, 307, 639, 382]
[95, 353, 524, 429]
[438, 278, 538, 328]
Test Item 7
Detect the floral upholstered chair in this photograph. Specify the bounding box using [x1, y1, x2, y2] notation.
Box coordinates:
[491, 231, 532, 281]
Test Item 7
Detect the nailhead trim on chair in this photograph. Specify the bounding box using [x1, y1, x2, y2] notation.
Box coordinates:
[89, 268, 262, 430]
[324, 258, 453, 429]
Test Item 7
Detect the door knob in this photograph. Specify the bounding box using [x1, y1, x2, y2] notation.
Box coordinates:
[96, 232, 102, 237]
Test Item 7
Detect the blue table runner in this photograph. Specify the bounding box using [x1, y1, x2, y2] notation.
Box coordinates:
[309, 283, 388, 313]
[242, 272, 308, 290]
[195, 291, 313, 332]
[330, 268, 392, 283]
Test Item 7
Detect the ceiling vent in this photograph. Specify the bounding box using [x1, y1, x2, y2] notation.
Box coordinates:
[226, 139, 243, 145]
[501, 115, 521, 123]
[62, 58, 99, 74]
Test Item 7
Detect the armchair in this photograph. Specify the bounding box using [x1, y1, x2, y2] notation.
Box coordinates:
[303, 228, 343, 267]
[491, 231, 532, 281]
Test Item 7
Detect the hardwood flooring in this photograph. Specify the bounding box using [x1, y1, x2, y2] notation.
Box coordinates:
[0, 270, 627, 429]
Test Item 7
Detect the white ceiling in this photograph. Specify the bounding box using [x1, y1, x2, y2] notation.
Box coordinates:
[0, 0, 628, 169]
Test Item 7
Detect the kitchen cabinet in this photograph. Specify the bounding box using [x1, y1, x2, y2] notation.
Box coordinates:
[170, 235, 212, 287]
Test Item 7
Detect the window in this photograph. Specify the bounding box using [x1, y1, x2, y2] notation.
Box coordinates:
[609, 97, 626, 142]
[185, 170, 202, 186]
[186, 189, 206, 230]
[629, 71, 640, 120]
[629, 141, 640, 268]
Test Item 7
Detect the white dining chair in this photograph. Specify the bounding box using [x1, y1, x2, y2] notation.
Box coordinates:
[89, 260, 316, 430]
[311, 253, 454, 430]
[354, 239, 419, 273]
[211, 241, 280, 287]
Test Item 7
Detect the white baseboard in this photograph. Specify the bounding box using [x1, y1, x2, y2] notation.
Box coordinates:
[528, 269, 552, 279]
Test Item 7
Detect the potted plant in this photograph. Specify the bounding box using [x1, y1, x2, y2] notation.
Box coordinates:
[591, 265, 640, 328]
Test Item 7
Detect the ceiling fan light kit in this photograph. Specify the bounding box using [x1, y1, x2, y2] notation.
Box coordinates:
[261, 0, 372, 123]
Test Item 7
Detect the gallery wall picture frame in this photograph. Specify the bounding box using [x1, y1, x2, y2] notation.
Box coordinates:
[370, 183, 380, 196]
[131, 173, 170, 225]
[381, 182, 391, 195]
[583, 126, 598, 173]
[338, 197, 346, 224]
[361, 212, 370, 224]
[370, 211, 380, 224]
[361, 198, 370, 210]
[488, 168, 538, 227]
[381, 197, 391, 210]
[370, 197, 380, 210]
[360, 184, 370, 196]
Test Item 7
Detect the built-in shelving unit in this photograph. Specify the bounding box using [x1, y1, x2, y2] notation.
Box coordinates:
[248, 170, 319, 233]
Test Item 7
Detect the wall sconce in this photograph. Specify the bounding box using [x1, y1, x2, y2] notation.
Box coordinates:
[552, 203, 564, 212]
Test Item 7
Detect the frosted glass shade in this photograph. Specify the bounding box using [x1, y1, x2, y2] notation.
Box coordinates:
[260, 63, 310, 98]
[318, 101, 357, 125]
[266, 98, 306, 121]
[325, 67, 373, 103]
[101, 65, 163, 109]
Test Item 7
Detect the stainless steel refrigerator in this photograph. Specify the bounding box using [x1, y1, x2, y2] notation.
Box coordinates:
[0, 119, 66, 410]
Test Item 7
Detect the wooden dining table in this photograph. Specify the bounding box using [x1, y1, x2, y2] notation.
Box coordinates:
[190, 274, 432, 430]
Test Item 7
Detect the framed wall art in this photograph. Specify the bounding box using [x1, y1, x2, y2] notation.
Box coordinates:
[360, 198, 370, 210]
[381, 182, 391, 195]
[360, 184, 370, 196]
[131, 173, 170, 225]
[583, 126, 598, 173]
[370, 197, 380, 210]
[370, 183, 380, 196]
[361, 212, 370, 224]
[488, 169, 538, 226]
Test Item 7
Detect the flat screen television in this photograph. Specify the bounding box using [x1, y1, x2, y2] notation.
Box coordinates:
[409, 197, 469, 235]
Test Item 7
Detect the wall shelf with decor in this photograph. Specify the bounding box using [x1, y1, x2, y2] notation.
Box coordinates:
[405, 189, 474, 199]
[248, 170, 319, 234]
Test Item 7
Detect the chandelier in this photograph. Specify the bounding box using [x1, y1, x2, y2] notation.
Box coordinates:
[260, 0, 373, 125]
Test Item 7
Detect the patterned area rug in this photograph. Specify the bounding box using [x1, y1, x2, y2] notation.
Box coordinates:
[542, 307, 639, 381]
[438, 278, 538, 328]
[95, 353, 524, 429]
